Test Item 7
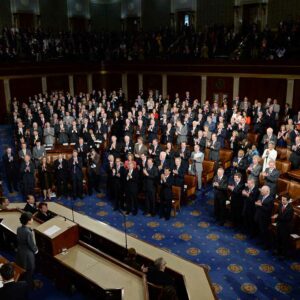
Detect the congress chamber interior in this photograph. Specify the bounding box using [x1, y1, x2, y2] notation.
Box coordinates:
[0, 0, 300, 299]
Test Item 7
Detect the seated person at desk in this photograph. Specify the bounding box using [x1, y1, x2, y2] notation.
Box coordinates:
[35, 203, 54, 222]
[23, 195, 38, 215]
[123, 248, 140, 270]
[142, 257, 174, 287]
[0, 262, 29, 300]
[0, 197, 10, 210]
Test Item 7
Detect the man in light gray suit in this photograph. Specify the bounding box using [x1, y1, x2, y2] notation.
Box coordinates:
[18, 143, 32, 160]
[208, 133, 221, 163]
[175, 120, 188, 145]
[32, 140, 46, 167]
[16, 212, 38, 288]
[43, 122, 55, 145]
[190, 144, 204, 189]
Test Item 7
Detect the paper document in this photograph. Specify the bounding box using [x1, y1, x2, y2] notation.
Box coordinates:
[44, 225, 61, 236]
[291, 234, 300, 239]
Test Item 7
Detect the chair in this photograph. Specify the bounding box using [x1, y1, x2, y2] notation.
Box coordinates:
[247, 133, 259, 145]
[172, 186, 181, 217]
[219, 149, 233, 170]
[276, 147, 288, 160]
[147, 282, 163, 300]
[276, 160, 291, 175]
[202, 160, 215, 186]
[184, 174, 197, 199]
[287, 169, 300, 182]
[290, 214, 300, 251]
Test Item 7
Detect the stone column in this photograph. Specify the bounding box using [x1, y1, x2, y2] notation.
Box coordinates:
[3, 79, 11, 113]
[286, 79, 294, 107]
[68, 75, 74, 95]
[201, 76, 207, 104]
[162, 74, 167, 98]
[41, 76, 47, 94]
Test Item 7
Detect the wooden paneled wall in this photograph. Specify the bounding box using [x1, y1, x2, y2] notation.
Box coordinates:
[0, 80, 6, 123]
[239, 78, 287, 106]
[1, 65, 300, 118]
[9, 77, 42, 101]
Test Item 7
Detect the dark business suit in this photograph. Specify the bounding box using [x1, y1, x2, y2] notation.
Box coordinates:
[172, 164, 185, 188]
[0, 281, 29, 300]
[176, 147, 191, 171]
[232, 156, 248, 179]
[159, 175, 174, 220]
[20, 161, 35, 199]
[68, 157, 83, 198]
[264, 168, 280, 196]
[112, 165, 125, 210]
[230, 180, 245, 226]
[275, 203, 294, 256]
[53, 158, 69, 197]
[208, 141, 221, 162]
[242, 186, 259, 236]
[2, 153, 19, 192]
[213, 175, 228, 224]
[144, 166, 158, 215]
[16, 225, 38, 288]
[125, 169, 139, 214]
[23, 203, 37, 215]
[254, 194, 274, 247]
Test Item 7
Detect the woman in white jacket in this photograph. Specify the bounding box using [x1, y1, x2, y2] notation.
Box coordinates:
[262, 142, 277, 171]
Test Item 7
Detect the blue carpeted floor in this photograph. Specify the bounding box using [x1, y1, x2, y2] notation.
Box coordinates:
[1, 125, 300, 300]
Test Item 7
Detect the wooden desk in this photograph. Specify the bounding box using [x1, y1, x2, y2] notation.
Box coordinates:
[0, 257, 25, 281]
[40, 202, 215, 300]
[55, 244, 147, 300]
[0, 210, 40, 235]
[34, 216, 79, 256]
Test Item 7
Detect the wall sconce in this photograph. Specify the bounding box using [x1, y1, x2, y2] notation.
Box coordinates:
[234, 5, 240, 16]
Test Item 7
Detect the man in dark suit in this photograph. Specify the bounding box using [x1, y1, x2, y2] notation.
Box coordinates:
[159, 168, 174, 220]
[23, 195, 38, 215]
[0, 263, 29, 300]
[157, 151, 172, 175]
[68, 150, 83, 199]
[172, 157, 185, 188]
[262, 160, 280, 197]
[53, 154, 69, 199]
[274, 195, 294, 258]
[176, 142, 191, 171]
[143, 158, 158, 216]
[87, 148, 100, 195]
[213, 167, 228, 225]
[125, 161, 139, 215]
[112, 157, 125, 210]
[208, 133, 221, 163]
[2, 147, 19, 193]
[148, 139, 161, 165]
[122, 135, 134, 160]
[228, 172, 245, 226]
[20, 155, 35, 200]
[76, 137, 89, 167]
[242, 177, 259, 237]
[232, 149, 248, 179]
[35, 202, 54, 222]
[254, 185, 274, 249]
[289, 136, 300, 169]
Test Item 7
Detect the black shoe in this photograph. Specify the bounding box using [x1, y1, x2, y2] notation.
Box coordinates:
[125, 211, 130, 215]
[132, 211, 138, 216]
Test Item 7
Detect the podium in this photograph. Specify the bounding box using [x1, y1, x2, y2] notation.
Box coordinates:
[34, 217, 79, 256]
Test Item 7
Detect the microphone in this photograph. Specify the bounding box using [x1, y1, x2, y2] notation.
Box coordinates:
[118, 208, 128, 253]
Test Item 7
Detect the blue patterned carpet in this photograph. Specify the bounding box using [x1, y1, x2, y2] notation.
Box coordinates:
[1, 125, 300, 300]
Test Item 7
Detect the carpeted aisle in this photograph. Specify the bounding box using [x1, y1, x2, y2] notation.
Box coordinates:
[1, 125, 300, 300]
